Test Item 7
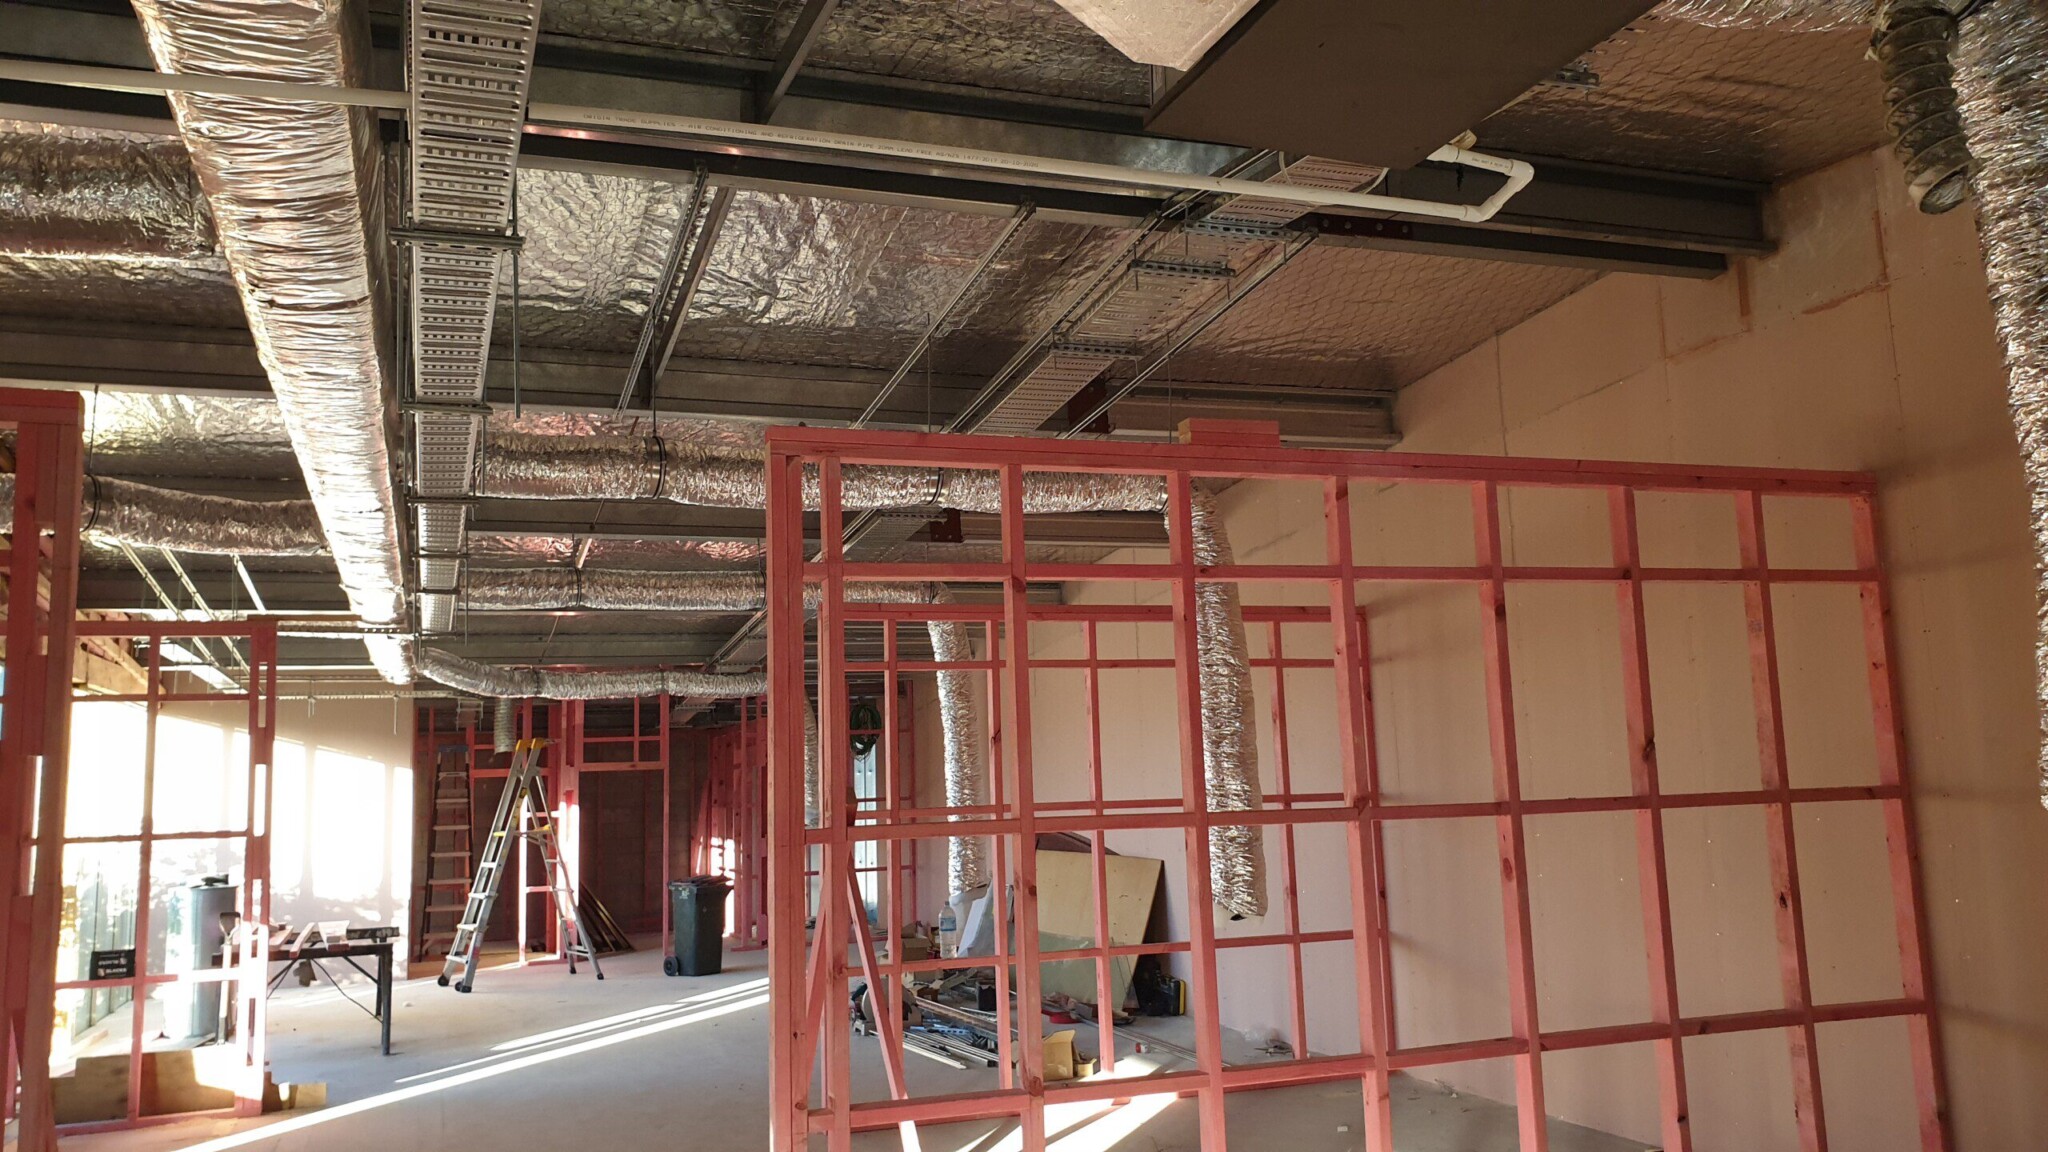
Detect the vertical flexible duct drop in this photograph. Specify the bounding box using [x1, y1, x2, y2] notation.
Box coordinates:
[492, 697, 517, 753]
[1954, 0, 2048, 805]
[928, 614, 989, 896]
[1876, 2, 1975, 213]
[1189, 488, 1266, 919]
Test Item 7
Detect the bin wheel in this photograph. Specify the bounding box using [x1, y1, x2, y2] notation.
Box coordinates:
[436, 975, 449, 987]
[664, 956, 680, 976]
[455, 980, 472, 994]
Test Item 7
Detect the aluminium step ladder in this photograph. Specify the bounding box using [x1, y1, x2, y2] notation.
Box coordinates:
[437, 738, 603, 992]
[414, 743, 475, 961]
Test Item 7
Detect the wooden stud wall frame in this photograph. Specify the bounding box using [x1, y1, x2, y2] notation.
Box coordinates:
[0, 389, 85, 1152]
[700, 697, 773, 952]
[51, 619, 280, 1136]
[764, 426, 1950, 1152]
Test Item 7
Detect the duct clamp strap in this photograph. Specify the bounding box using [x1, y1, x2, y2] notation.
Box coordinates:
[83, 473, 102, 533]
[646, 435, 669, 501]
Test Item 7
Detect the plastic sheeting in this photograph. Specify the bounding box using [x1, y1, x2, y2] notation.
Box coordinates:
[1954, 0, 2048, 804]
[130, 0, 410, 684]
[0, 473, 323, 555]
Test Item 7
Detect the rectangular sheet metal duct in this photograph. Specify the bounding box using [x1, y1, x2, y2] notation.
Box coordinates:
[1148, 0, 1661, 168]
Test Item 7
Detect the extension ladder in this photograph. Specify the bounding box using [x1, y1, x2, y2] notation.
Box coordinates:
[414, 743, 474, 961]
[438, 738, 603, 992]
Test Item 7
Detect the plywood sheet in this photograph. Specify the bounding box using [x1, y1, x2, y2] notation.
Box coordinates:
[1036, 849, 1161, 947]
[1036, 849, 1162, 1008]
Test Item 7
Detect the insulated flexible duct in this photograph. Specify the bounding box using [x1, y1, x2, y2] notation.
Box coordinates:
[1876, 3, 1974, 213]
[456, 564, 992, 892]
[478, 432, 1168, 514]
[1670, 0, 2048, 809]
[1657, 1, 1975, 211]
[1652, 0, 1874, 29]
[465, 568, 767, 612]
[469, 433, 1260, 912]
[130, 0, 411, 684]
[418, 647, 767, 700]
[492, 697, 516, 753]
[1189, 488, 1265, 918]
[1955, 0, 2048, 804]
[0, 473, 324, 555]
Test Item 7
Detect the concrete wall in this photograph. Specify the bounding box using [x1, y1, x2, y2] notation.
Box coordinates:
[1030, 145, 2045, 1151]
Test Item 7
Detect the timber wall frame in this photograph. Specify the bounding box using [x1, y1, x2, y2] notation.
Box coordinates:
[52, 619, 280, 1135]
[764, 426, 1951, 1152]
[0, 390, 84, 1152]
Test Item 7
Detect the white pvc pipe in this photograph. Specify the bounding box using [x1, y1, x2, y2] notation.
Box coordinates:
[522, 104, 1538, 223]
[0, 59, 1536, 223]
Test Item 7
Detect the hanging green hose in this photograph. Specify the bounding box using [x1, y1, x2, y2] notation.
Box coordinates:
[849, 700, 882, 757]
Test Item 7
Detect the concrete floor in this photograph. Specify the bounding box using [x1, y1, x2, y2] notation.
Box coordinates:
[54, 944, 1650, 1152]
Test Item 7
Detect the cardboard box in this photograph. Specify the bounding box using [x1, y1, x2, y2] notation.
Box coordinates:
[1043, 1029, 1078, 1083]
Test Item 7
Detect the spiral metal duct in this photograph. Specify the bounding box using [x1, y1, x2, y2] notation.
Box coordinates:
[128, 0, 411, 684]
[0, 473, 324, 555]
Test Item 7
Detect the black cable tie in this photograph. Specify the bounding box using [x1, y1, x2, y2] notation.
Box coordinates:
[83, 474, 102, 533]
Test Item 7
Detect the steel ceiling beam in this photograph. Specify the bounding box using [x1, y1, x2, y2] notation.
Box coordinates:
[755, 0, 841, 124]
[4, 334, 1396, 446]
[2, 0, 1765, 268]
